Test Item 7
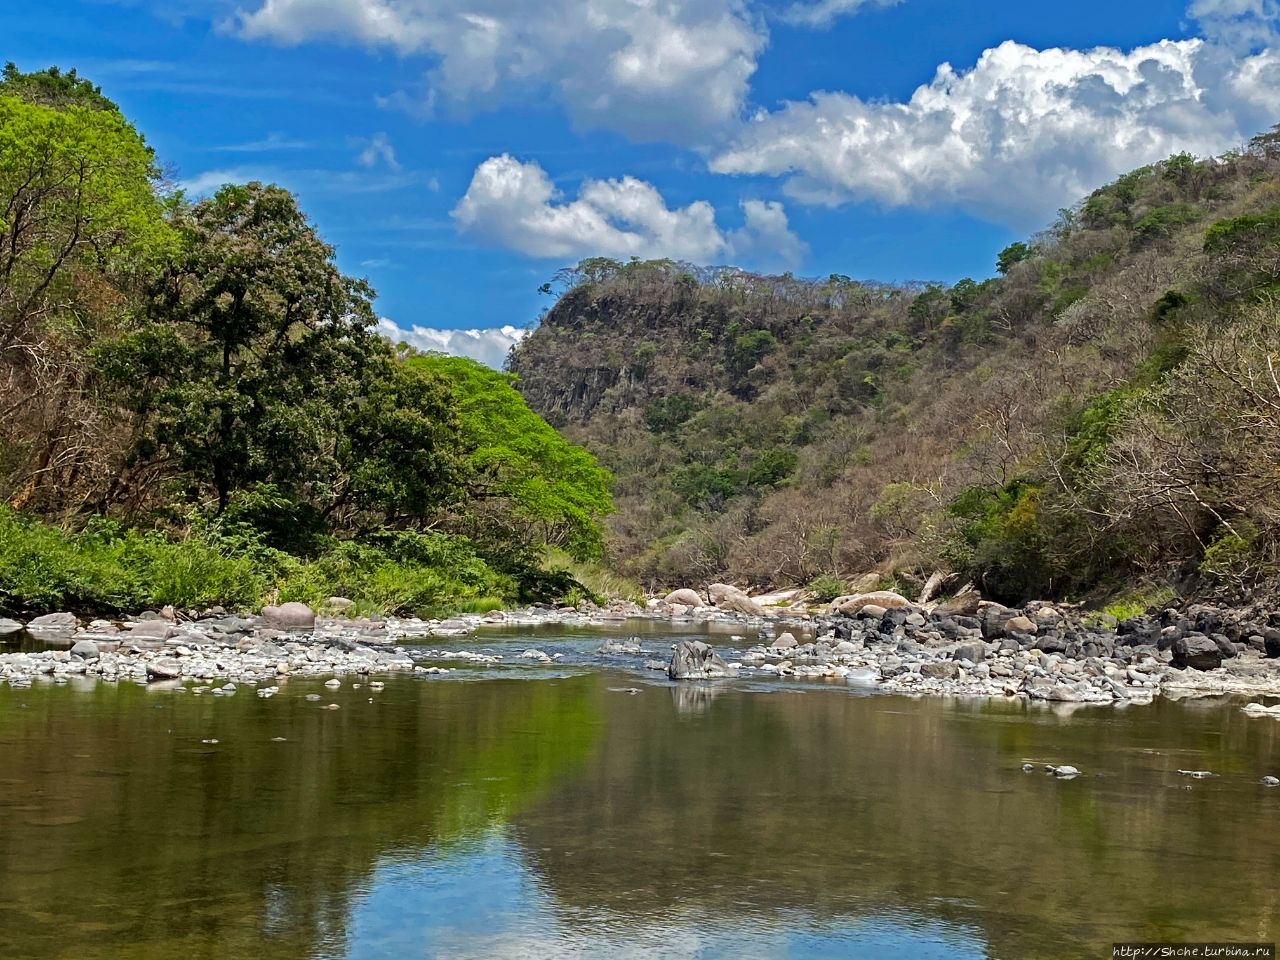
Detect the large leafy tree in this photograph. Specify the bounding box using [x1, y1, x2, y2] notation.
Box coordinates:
[407, 354, 613, 560]
[0, 67, 172, 512]
[99, 182, 386, 514]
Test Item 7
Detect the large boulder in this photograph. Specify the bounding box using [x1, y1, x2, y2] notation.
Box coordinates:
[26, 612, 77, 634]
[127, 620, 177, 641]
[1002, 615, 1038, 637]
[70, 639, 100, 660]
[1172, 634, 1223, 671]
[831, 591, 915, 616]
[935, 590, 982, 616]
[1263, 628, 1280, 659]
[708, 584, 766, 617]
[0, 618, 23, 637]
[663, 589, 704, 608]
[667, 640, 731, 680]
[262, 602, 316, 631]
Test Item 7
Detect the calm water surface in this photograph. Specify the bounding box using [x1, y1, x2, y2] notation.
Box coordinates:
[1, 623, 1278, 959]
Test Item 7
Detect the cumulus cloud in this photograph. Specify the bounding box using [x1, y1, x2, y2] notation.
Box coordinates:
[452, 154, 806, 269]
[230, 0, 766, 144]
[711, 38, 1280, 228]
[779, 0, 900, 29]
[1188, 0, 1280, 51]
[377, 318, 525, 369]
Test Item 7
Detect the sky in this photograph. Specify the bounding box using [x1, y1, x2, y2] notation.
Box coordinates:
[5, 0, 1280, 367]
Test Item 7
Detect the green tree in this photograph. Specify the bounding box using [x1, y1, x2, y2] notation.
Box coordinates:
[100, 182, 383, 514]
[996, 241, 1031, 275]
[407, 354, 613, 560]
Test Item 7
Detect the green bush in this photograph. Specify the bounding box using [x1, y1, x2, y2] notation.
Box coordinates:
[807, 574, 847, 603]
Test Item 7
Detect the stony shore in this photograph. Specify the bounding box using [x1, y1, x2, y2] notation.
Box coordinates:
[2, 587, 1280, 711]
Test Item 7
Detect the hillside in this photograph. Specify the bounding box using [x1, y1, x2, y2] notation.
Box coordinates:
[509, 132, 1280, 605]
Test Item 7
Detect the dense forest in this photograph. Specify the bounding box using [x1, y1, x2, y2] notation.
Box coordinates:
[510, 133, 1280, 608]
[0, 64, 612, 616]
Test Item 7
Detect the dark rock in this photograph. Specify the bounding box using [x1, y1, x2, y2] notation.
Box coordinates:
[667, 640, 730, 680]
[833, 621, 854, 642]
[952, 643, 986, 663]
[997, 637, 1021, 655]
[1209, 633, 1238, 660]
[1172, 634, 1223, 671]
[1034, 633, 1069, 655]
[1263, 628, 1280, 660]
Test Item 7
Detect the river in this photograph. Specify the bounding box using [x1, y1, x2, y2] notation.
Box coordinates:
[1, 621, 1277, 959]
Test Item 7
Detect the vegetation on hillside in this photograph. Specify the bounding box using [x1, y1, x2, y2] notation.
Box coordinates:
[510, 133, 1280, 604]
[0, 64, 613, 616]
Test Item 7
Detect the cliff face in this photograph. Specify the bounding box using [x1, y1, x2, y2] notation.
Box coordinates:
[509, 138, 1280, 603]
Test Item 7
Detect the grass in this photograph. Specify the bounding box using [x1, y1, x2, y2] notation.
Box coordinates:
[542, 547, 644, 604]
[0, 507, 518, 618]
[1102, 585, 1178, 622]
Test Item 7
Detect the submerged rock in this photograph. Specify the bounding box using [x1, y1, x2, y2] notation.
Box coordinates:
[668, 640, 731, 680]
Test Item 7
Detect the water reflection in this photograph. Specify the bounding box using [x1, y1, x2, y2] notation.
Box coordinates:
[0, 662, 1277, 959]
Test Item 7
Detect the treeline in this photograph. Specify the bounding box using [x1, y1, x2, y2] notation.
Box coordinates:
[510, 132, 1280, 606]
[0, 64, 612, 615]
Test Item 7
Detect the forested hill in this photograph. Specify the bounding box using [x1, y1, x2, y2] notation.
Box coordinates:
[509, 133, 1280, 606]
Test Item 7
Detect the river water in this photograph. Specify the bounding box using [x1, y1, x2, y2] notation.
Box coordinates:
[1, 621, 1278, 959]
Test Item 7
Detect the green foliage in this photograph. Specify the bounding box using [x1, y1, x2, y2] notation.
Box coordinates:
[644, 394, 698, 433]
[946, 481, 1055, 603]
[806, 574, 847, 603]
[727, 329, 776, 380]
[996, 242, 1031, 274]
[746, 447, 797, 488]
[408, 354, 613, 561]
[0, 506, 266, 613]
[1103, 586, 1177, 622]
[1133, 203, 1199, 246]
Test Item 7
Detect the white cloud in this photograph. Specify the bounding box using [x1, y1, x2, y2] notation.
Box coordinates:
[711, 37, 1280, 228]
[452, 154, 806, 269]
[176, 168, 244, 195]
[230, 0, 766, 144]
[357, 132, 401, 171]
[1188, 0, 1280, 50]
[378, 318, 526, 369]
[779, 0, 900, 29]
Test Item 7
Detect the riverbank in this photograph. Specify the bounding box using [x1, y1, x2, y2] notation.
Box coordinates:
[4, 589, 1280, 706]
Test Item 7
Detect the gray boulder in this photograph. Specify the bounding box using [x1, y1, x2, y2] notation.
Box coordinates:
[27, 612, 77, 633]
[146, 661, 183, 681]
[70, 639, 100, 660]
[951, 643, 986, 664]
[0, 618, 23, 637]
[128, 620, 177, 640]
[1172, 634, 1223, 671]
[262, 602, 316, 631]
[668, 640, 731, 680]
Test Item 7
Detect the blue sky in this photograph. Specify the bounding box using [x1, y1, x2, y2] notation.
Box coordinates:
[6, 0, 1280, 365]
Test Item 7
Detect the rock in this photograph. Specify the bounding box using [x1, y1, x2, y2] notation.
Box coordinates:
[327, 597, 353, 611]
[920, 660, 961, 680]
[70, 640, 100, 660]
[1178, 769, 1217, 779]
[1002, 616, 1038, 636]
[1051, 765, 1080, 779]
[772, 632, 798, 650]
[667, 640, 731, 680]
[831, 591, 915, 616]
[717, 593, 767, 617]
[859, 604, 888, 620]
[952, 643, 986, 664]
[935, 589, 982, 616]
[0, 617, 24, 637]
[1172, 634, 1223, 671]
[262, 602, 316, 631]
[1261, 776, 1280, 787]
[26, 612, 77, 633]
[145, 661, 182, 681]
[663, 589, 704, 608]
[1263, 628, 1280, 659]
[128, 620, 177, 641]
